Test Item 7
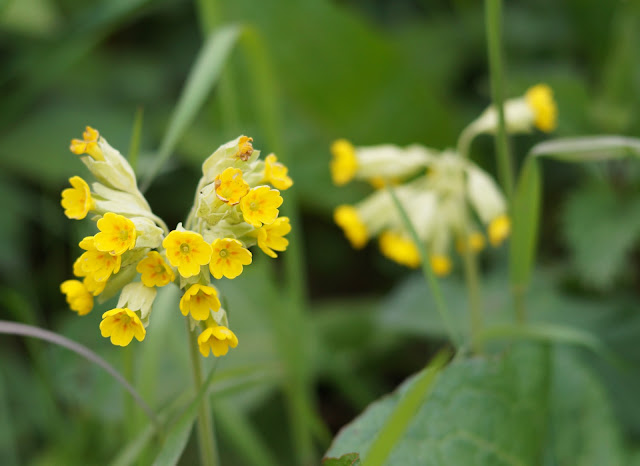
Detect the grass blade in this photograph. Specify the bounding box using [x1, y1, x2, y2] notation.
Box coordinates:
[530, 135, 640, 161]
[0, 320, 158, 427]
[361, 351, 451, 466]
[141, 24, 241, 191]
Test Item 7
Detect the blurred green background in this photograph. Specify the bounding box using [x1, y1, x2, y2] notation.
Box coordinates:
[1, 0, 640, 464]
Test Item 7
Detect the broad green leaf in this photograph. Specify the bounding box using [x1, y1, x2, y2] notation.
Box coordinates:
[141, 24, 241, 190]
[548, 349, 627, 466]
[323, 453, 361, 466]
[561, 183, 640, 289]
[509, 155, 541, 292]
[327, 344, 550, 465]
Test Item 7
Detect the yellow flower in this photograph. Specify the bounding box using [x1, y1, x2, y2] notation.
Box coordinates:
[163, 230, 213, 278]
[215, 167, 250, 205]
[456, 232, 486, 254]
[94, 213, 137, 255]
[330, 139, 358, 186]
[61, 176, 95, 220]
[525, 84, 557, 132]
[257, 217, 291, 258]
[179, 284, 221, 321]
[430, 255, 452, 276]
[83, 275, 107, 296]
[197, 325, 238, 357]
[235, 136, 254, 161]
[209, 238, 252, 279]
[60, 280, 93, 316]
[334, 205, 368, 249]
[240, 186, 283, 228]
[99, 308, 146, 346]
[69, 126, 104, 161]
[263, 154, 293, 190]
[488, 214, 511, 247]
[77, 236, 122, 282]
[136, 251, 175, 287]
[378, 231, 420, 268]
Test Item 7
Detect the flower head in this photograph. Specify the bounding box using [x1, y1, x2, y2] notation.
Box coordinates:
[163, 230, 212, 278]
[198, 325, 238, 357]
[100, 308, 146, 346]
[70, 126, 104, 161]
[379, 231, 420, 268]
[60, 280, 93, 315]
[61, 176, 95, 220]
[430, 254, 452, 276]
[215, 167, 250, 205]
[179, 284, 221, 321]
[209, 238, 252, 279]
[525, 84, 557, 132]
[77, 236, 122, 282]
[240, 186, 283, 228]
[488, 214, 511, 247]
[330, 139, 358, 186]
[263, 154, 293, 190]
[94, 212, 137, 255]
[334, 205, 368, 249]
[136, 251, 175, 287]
[257, 217, 291, 258]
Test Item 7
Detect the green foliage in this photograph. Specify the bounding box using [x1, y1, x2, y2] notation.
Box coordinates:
[323, 453, 361, 466]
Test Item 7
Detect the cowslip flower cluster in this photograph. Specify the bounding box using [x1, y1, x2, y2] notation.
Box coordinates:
[60, 128, 292, 357]
[331, 84, 557, 275]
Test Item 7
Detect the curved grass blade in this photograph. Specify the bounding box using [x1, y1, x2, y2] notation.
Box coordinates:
[141, 24, 241, 191]
[530, 135, 640, 161]
[361, 350, 451, 466]
[0, 320, 158, 427]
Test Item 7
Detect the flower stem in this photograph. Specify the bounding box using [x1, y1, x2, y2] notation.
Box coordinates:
[187, 322, 218, 466]
[461, 240, 483, 354]
[485, 0, 514, 200]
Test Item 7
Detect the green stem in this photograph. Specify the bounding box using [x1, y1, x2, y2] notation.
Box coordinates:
[485, 0, 514, 200]
[187, 322, 218, 466]
[387, 186, 462, 349]
[461, 239, 483, 353]
[514, 287, 526, 324]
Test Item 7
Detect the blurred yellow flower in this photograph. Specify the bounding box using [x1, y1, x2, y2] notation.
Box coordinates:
[179, 284, 221, 321]
[100, 308, 146, 346]
[330, 139, 358, 186]
[430, 255, 452, 276]
[198, 325, 238, 357]
[525, 84, 557, 132]
[488, 214, 511, 247]
[60, 280, 93, 316]
[263, 154, 293, 190]
[379, 231, 420, 268]
[334, 205, 368, 249]
[61, 176, 95, 220]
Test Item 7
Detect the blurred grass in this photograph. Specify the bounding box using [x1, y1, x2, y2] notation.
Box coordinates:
[1, 0, 640, 464]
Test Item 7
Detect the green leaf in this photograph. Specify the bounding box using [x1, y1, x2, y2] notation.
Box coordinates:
[530, 136, 640, 162]
[509, 156, 541, 292]
[561, 183, 640, 289]
[141, 24, 241, 191]
[327, 344, 550, 465]
[323, 453, 361, 466]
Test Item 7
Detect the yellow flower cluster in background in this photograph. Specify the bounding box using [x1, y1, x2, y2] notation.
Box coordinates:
[330, 84, 557, 275]
[60, 127, 292, 357]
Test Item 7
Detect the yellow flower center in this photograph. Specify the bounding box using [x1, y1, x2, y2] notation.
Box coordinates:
[219, 248, 228, 258]
[154, 264, 165, 274]
[250, 201, 258, 211]
[119, 230, 129, 241]
[181, 243, 191, 254]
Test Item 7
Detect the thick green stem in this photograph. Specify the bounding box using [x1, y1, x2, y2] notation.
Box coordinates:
[187, 323, 218, 466]
[461, 241, 483, 353]
[485, 0, 514, 200]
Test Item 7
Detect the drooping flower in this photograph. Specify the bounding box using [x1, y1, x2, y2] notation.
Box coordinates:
[163, 230, 212, 278]
[215, 167, 250, 205]
[209, 238, 252, 279]
[197, 325, 238, 357]
[240, 186, 283, 228]
[330, 139, 358, 186]
[179, 284, 221, 321]
[70, 126, 104, 161]
[94, 212, 137, 255]
[525, 84, 557, 132]
[256, 217, 291, 258]
[263, 154, 293, 190]
[99, 308, 146, 346]
[334, 205, 368, 249]
[77, 236, 122, 282]
[61, 176, 95, 220]
[136, 251, 175, 287]
[378, 231, 420, 268]
[83, 274, 107, 296]
[430, 254, 452, 276]
[60, 280, 93, 316]
[488, 214, 511, 247]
